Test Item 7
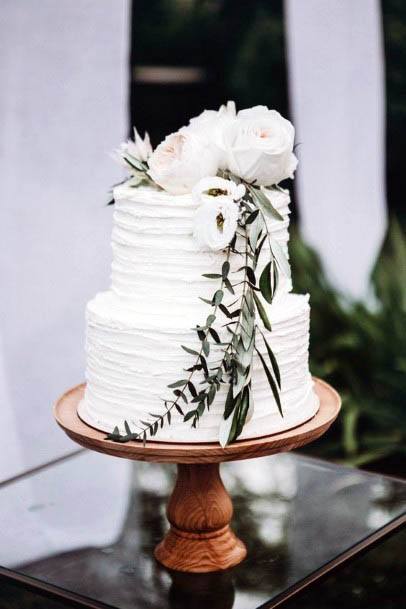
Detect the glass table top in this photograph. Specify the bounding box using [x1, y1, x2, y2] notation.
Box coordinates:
[0, 451, 405, 609]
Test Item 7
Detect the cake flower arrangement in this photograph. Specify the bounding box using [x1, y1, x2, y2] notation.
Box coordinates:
[106, 102, 298, 446]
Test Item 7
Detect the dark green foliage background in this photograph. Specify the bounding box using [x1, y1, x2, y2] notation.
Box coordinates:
[130, 0, 406, 467]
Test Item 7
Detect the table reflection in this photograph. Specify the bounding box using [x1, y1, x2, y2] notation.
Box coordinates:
[0, 452, 404, 609]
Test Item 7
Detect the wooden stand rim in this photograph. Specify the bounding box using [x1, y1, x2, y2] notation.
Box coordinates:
[54, 378, 340, 464]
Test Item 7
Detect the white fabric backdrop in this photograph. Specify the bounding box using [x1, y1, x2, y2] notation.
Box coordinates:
[0, 1, 129, 482]
[285, 0, 387, 300]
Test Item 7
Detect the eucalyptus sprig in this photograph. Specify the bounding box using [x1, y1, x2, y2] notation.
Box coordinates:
[107, 179, 288, 446]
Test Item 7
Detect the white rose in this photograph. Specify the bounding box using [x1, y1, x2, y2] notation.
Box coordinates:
[188, 100, 236, 132]
[192, 177, 243, 251]
[119, 127, 153, 166]
[187, 101, 236, 168]
[147, 130, 219, 195]
[219, 106, 298, 186]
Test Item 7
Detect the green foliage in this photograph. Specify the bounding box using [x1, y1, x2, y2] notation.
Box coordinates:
[289, 220, 406, 465]
[107, 180, 286, 446]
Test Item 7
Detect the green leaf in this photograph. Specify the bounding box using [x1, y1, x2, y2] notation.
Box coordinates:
[174, 403, 184, 416]
[219, 412, 235, 448]
[246, 267, 256, 286]
[270, 238, 291, 280]
[209, 327, 221, 343]
[197, 401, 205, 416]
[213, 290, 224, 305]
[187, 381, 197, 398]
[174, 390, 188, 404]
[224, 278, 235, 294]
[122, 154, 147, 173]
[202, 273, 222, 279]
[181, 345, 200, 357]
[224, 383, 236, 419]
[219, 304, 231, 318]
[260, 330, 281, 388]
[199, 297, 213, 305]
[184, 410, 196, 422]
[124, 421, 132, 436]
[253, 291, 272, 331]
[222, 261, 230, 278]
[259, 262, 274, 304]
[249, 213, 264, 250]
[208, 384, 216, 406]
[235, 387, 250, 439]
[167, 379, 188, 388]
[248, 185, 284, 222]
[245, 209, 259, 225]
[203, 340, 210, 356]
[206, 314, 216, 326]
[255, 347, 283, 417]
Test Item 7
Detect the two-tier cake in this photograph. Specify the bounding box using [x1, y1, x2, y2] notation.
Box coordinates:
[78, 102, 319, 444]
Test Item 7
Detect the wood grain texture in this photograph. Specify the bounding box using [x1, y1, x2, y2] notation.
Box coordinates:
[53, 378, 341, 464]
[154, 463, 246, 572]
[53, 378, 340, 572]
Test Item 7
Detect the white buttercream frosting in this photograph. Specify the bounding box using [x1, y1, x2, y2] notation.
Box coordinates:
[80, 183, 319, 442]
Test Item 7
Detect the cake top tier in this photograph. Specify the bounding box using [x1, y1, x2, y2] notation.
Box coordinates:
[110, 184, 293, 322]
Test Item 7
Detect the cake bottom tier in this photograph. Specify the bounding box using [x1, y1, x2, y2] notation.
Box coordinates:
[79, 291, 319, 443]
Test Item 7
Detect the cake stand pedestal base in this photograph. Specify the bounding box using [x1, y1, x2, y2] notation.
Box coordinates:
[154, 463, 246, 572]
[54, 378, 340, 573]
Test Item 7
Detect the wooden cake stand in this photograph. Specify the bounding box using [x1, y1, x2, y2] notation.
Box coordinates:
[54, 378, 340, 573]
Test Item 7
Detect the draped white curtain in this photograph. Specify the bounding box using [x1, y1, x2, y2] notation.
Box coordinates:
[285, 0, 387, 300]
[0, 1, 129, 482]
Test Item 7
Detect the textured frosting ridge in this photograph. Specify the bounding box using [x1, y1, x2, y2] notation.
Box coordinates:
[80, 184, 319, 442]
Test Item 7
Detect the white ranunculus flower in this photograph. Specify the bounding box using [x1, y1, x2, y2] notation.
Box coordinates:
[192, 177, 242, 251]
[219, 106, 298, 186]
[147, 130, 219, 195]
[192, 176, 245, 204]
[119, 127, 153, 165]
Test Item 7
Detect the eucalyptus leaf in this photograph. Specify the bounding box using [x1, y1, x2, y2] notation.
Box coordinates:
[224, 278, 235, 294]
[203, 340, 210, 356]
[219, 303, 231, 318]
[253, 291, 272, 331]
[245, 209, 259, 225]
[270, 238, 291, 280]
[188, 381, 197, 398]
[181, 345, 200, 357]
[248, 185, 284, 222]
[184, 410, 196, 422]
[235, 387, 250, 439]
[255, 347, 283, 417]
[208, 384, 216, 406]
[259, 262, 274, 304]
[209, 327, 221, 343]
[222, 261, 230, 278]
[249, 213, 264, 250]
[260, 330, 281, 388]
[226, 400, 241, 444]
[223, 384, 235, 419]
[174, 404, 184, 416]
[167, 379, 188, 388]
[219, 410, 235, 448]
[213, 290, 224, 305]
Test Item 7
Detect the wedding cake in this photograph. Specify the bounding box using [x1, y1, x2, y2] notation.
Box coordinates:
[79, 102, 319, 445]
